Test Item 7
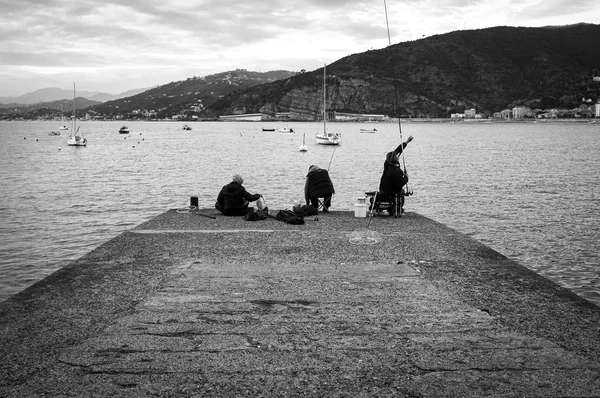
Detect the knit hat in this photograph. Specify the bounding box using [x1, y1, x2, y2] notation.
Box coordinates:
[308, 165, 320, 172]
[232, 174, 244, 184]
[385, 152, 399, 165]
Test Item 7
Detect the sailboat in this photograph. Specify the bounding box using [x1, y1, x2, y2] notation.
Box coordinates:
[67, 83, 87, 146]
[49, 105, 68, 135]
[299, 133, 308, 152]
[59, 105, 68, 131]
[315, 64, 341, 146]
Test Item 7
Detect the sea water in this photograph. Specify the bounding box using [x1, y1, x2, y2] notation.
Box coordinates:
[0, 120, 598, 306]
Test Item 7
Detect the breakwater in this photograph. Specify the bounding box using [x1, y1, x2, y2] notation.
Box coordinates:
[1, 209, 599, 397]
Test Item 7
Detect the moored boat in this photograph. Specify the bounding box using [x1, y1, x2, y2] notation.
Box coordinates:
[119, 125, 130, 134]
[278, 127, 294, 133]
[67, 83, 87, 147]
[262, 127, 275, 132]
[315, 64, 341, 146]
[360, 128, 377, 133]
[51, 105, 68, 135]
[182, 125, 192, 130]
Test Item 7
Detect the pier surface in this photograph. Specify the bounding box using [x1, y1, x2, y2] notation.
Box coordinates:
[1, 209, 599, 397]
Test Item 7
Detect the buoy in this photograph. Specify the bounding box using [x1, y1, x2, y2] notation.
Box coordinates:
[299, 133, 308, 152]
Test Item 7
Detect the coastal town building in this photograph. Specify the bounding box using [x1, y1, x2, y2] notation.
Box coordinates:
[512, 106, 531, 119]
[464, 108, 476, 118]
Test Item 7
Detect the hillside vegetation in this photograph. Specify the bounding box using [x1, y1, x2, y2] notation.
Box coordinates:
[211, 24, 600, 119]
[87, 70, 297, 120]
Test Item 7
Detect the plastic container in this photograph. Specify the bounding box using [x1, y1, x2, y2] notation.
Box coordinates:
[355, 203, 367, 217]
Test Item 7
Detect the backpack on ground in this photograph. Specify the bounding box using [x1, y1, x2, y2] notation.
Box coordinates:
[275, 209, 305, 225]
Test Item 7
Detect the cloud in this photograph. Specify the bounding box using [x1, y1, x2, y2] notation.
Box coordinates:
[0, 0, 599, 96]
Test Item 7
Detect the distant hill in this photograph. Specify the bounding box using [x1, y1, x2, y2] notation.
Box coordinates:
[0, 87, 154, 105]
[3, 24, 600, 120]
[0, 97, 102, 119]
[208, 24, 600, 118]
[87, 70, 298, 118]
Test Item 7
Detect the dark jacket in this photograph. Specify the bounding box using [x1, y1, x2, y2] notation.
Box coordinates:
[216, 181, 260, 216]
[379, 141, 409, 199]
[379, 163, 408, 198]
[304, 169, 335, 202]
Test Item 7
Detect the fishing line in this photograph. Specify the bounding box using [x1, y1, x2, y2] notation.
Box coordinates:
[383, 0, 410, 192]
[350, 1, 411, 245]
[327, 146, 337, 171]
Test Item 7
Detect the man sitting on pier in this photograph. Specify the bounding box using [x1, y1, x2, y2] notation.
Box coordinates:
[304, 165, 335, 212]
[378, 135, 413, 214]
[215, 174, 262, 216]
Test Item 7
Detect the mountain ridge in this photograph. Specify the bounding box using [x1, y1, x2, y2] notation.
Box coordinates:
[0, 87, 155, 105]
[3, 24, 599, 120]
[207, 24, 600, 119]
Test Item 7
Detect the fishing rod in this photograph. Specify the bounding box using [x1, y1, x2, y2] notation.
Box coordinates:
[384, 0, 412, 196]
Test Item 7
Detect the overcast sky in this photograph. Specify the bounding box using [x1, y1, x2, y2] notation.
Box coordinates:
[1, 0, 598, 97]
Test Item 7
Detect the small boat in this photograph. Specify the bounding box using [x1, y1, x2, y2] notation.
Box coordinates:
[316, 131, 342, 145]
[48, 131, 61, 136]
[58, 105, 68, 132]
[119, 125, 130, 134]
[278, 127, 294, 133]
[299, 133, 308, 152]
[316, 65, 341, 146]
[182, 124, 192, 130]
[262, 127, 275, 132]
[67, 83, 87, 147]
[360, 128, 377, 133]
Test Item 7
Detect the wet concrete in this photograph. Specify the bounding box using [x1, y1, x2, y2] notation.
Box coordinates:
[1, 209, 599, 397]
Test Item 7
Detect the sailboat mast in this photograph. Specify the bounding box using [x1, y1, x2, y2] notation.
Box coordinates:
[323, 64, 327, 133]
[72, 82, 76, 134]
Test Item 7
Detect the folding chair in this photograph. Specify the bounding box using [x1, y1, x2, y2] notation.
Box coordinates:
[365, 190, 405, 218]
[312, 196, 332, 212]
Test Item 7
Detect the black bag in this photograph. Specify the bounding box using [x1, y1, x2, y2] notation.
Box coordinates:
[244, 207, 268, 221]
[275, 209, 305, 225]
[292, 204, 318, 217]
[305, 204, 318, 216]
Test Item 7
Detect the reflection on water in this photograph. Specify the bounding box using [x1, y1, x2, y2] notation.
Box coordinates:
[0, 120, 598, 306]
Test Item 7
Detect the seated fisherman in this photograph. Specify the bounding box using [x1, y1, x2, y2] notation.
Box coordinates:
[304, 165, 335, 212]
[215, 174, 262, 216]
[378, 135, 414, 212]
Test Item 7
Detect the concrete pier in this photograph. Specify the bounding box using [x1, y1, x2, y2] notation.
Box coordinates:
[1, 209, 599, 397]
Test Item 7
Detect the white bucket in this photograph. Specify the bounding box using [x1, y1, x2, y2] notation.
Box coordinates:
[355, 203, 367, 217]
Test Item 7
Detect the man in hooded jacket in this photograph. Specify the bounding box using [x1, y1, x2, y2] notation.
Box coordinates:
[378, 135, 414, 212]
[215, 174, 262, 216]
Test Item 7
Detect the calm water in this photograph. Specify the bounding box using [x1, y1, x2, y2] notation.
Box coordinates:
[1, 120, 599, 306]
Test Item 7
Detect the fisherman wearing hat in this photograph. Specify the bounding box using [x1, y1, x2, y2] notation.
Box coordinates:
[215, 174, 262, 216]
[304, 165, 335, 212]
[378, 135, 414, 213]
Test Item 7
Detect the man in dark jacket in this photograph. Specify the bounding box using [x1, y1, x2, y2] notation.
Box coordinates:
[215, 174, 262, 216]
[378, 135, 414, 212]
[304, 165, 335, 211]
